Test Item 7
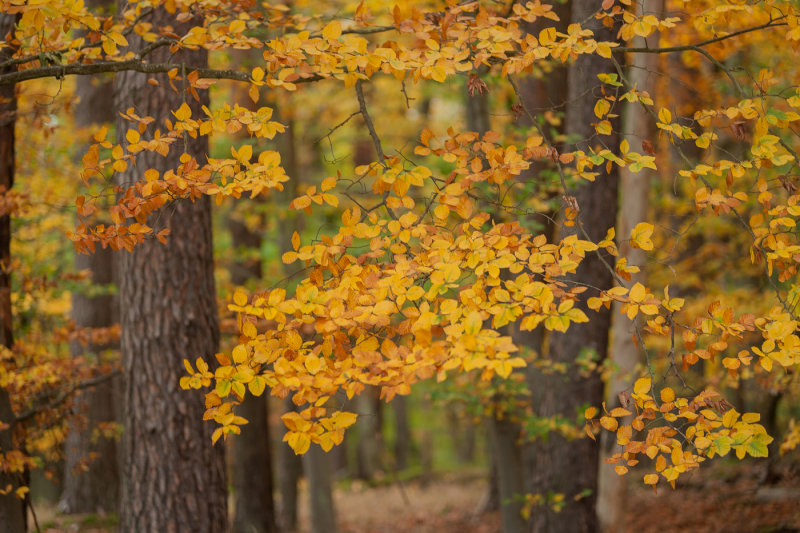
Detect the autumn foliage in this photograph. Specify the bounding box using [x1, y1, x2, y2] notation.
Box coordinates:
[2, 0, 800, 513]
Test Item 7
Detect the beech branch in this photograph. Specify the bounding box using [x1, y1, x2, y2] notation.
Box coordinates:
[13, 370, 121, 426]
[0, 58, 326, 86]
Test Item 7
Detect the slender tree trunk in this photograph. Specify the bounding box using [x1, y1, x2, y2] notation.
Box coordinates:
[0, 12, 26, 533]
[278, 398, 301, 532]
[512, 6, 569, 531]
[466, 73, 516, 519]
[114, 6, 226, 531]
[273, 103, 305, 532]
[303, 443, 337, 533]
[528, 2, 620, 531]
[61, 0, 120, 509]
[392, 395, 412, 471]
[597, 2, 662, 530]
[229, 204, 277, 533]
[354, 387, 380, 481]
[488, 414, 525, 533]
[232, 395, 275, 533]
[61, 247, 120, 515]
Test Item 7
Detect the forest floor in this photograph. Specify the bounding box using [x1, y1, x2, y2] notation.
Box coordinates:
[323, 461, 800, 533]
[32, 460, 800, 532]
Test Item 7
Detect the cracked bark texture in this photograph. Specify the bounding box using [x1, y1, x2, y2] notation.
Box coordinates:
[114, 5, 226, 532]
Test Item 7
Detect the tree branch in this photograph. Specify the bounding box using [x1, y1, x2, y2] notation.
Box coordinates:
[13, 370, 121, 426]
[0, 58, 326, 86]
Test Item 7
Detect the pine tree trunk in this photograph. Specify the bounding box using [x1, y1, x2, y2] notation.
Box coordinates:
[0, 12, 26, 533]
[528, 2, 620, 531]
[114, 6, 227, 532]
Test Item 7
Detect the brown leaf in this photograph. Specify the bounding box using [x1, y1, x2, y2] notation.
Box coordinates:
[641, 139, 656, 156]
[467, 73, 488, 97]
[731, 121, 746, 141]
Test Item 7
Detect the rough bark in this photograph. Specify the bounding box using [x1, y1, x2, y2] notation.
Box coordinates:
[229, 204, 277, 533]
[114, 6, 227, 532]
[0, 12, 26, 533]
[527, 1, 620, 531]
[597, 1, 662, 530]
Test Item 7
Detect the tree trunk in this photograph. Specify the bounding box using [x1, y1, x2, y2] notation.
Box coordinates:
[303, 443, 337, 533]
[278, 398, 302, 532]
[488, 414, 525, 533]
[61, 0, 120, 509]
[61, 248, 120, 515]
[273, 103, 304, 532]
[466, 72, 518, 520]
[229, 205, 277, 533]
[528, 1, 620, 531]
[597, 2, 662, 530]
[392, 395, 412, 471]
[354, 387, 381, 481]
[232, 396, 276, 533]
[0, 12, 26, 533]
[114, 6, 227, 532]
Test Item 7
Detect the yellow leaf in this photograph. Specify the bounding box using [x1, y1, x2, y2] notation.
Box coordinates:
[600, 416, 618, 431]
[321, 176, 337, 191]
[286, 432, 311, 455]
[633, 377, 651, 395]
[232, 345, 248, 364]
[304, 355, 322, 374]
[234, 144, 253, 163]
[233, 290, 248, 307]
[331, 411, 358, 429]
[322, 20, 342, 41]
[242, 321, 257, 339]
[248, 377, 266, 396]
[630, 222, 654, 251]
[585, 406, 598, 419]
[464, 311, 482, 335]
[594, 99, 611, 118]
[629, 282, 646, 303]
[102, 38, 117, 56]
[322, 193, 338, 207]
[174, 102, 192, 122]
[660, 387, 675, 403]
